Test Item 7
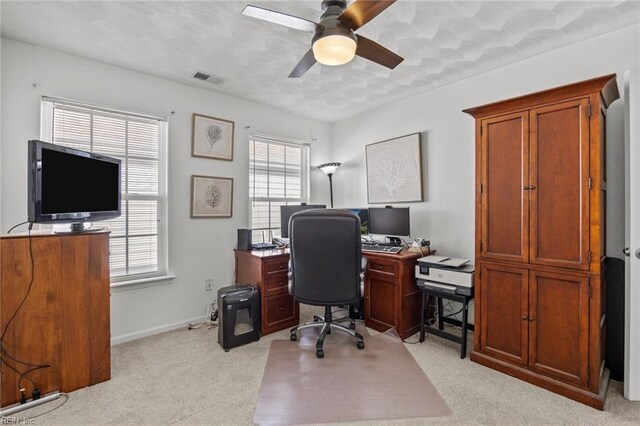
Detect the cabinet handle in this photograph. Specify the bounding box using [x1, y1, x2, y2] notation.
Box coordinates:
[279, 306, 284, 311]
[523, 185, 536, 190]
[528, 317, 534, 321]
[521, 316, 528, 320]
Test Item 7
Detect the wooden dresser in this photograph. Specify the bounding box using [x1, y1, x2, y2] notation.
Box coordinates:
[234, 248, 423, 339]
[1, 231, 111, 406]
[464, 74, 619, 409]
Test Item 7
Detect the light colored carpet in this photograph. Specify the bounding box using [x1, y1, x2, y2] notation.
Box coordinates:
[4, 305, 640, 425]
[254, 325, 450, 425]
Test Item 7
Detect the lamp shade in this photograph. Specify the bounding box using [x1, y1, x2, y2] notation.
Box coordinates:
[312, 34, 357, 66]
[318, 162, 341, 175]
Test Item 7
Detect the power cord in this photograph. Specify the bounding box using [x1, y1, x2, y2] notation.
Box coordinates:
[6, 221, 29, 234]
[1, 224, 35, 342]
[188, 300, 218, 330]
[26, 392, 69, 419]
[0, 224, 51, 399]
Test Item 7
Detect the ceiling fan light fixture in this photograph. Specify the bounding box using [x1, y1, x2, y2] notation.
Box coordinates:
[312, 34, 357, 66]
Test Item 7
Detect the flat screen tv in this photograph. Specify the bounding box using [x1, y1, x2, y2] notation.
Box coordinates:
[280, 204, 326, 238]
[28, 140, 121, 231]
[346, 208, 369, 235]
[368, 207, 410, 238]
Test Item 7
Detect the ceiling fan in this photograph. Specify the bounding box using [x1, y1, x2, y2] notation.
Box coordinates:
[241, 0, 404, 78]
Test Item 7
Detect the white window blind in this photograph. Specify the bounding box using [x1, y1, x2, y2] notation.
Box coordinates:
[41, 97, 168, 282]
[249, 135, 309, 243]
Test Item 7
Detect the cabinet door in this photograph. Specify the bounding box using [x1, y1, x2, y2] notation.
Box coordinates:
[480, 263, 529, 366]
[530, 99, 590, 270]
[264, 292, 298, 334]
[480, 112, 529, 263]
[528, 270, 590, 386]
[365, 270, 397, 332]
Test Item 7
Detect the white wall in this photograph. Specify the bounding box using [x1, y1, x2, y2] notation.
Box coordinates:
[0, 39, 332, 343]
[625, 68, 640, 400]
[331, 24, 640, 261]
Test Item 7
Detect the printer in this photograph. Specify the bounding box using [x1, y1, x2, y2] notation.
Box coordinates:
[415, 255, 474, 296]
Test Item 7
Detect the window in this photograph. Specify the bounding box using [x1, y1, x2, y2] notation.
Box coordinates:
[249, 135, 309, 242]
[41, 97, 168, 282]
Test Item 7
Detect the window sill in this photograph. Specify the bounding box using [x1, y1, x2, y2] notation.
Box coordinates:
[110, 274, 176, 292]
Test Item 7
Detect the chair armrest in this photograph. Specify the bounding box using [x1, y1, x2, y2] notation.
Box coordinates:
[288, 259, 293, 295]
[360, 256, 367, 296]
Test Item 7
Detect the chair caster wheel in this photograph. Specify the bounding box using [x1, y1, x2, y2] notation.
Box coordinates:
[316, 349, 324, 358]
[349, 322, 356, 330]
[357, 341, 365, 349]
[313, 315, 321, 322]
[290, 333, 297, 341]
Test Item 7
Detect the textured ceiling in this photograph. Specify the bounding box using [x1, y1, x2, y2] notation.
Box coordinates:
[2, 1, 639, 122]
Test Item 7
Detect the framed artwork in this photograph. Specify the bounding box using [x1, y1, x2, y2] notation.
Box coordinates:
[190, 175, 233, 218]
[366, 133, 423, 204]
[192, 113, 234, 161]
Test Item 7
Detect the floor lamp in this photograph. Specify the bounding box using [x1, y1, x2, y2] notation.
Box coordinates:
[317, 162, 341, 208]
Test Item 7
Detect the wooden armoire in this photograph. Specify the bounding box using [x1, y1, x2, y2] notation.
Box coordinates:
[463, 74, 619, 409]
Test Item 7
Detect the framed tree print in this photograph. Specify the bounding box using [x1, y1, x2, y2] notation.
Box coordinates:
[366, 133, 423, 203]
[190, 175, 233, 218]
[192, 113, 234, 161]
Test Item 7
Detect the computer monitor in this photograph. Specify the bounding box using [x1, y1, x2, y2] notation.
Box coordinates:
[345, 208, 369, 235]
[368, 207, 410, 238]
[280, 204, 326, 238]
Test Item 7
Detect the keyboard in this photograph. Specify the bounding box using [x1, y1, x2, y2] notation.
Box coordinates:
[361, 243, 403, 254]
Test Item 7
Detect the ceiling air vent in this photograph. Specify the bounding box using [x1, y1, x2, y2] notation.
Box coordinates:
[191, 71, 227, 85]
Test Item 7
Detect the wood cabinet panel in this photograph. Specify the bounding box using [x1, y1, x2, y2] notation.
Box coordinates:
[265, 292, 297, 329]
[265, 272, 288, 294]
[368, 259, 397, 275]
[1, 232, 111, 406]
[529, 270, 590, 386]
[481, 112, 529, 263]
[480, 263, 529, 365]
[530, 99, 590, 270]
[365, 271, 396, 330]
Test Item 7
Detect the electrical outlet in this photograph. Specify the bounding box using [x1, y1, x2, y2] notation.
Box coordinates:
[205, 279, 214, 292]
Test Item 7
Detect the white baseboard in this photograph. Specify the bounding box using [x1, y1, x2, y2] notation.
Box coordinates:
[111, 316, 206, 346]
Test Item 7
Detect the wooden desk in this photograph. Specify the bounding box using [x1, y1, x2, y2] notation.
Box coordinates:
[234, 248, 424, 339]
[0, 231, 111, 406]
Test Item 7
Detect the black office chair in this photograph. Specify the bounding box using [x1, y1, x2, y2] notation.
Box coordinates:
[288, 209, 366, 358]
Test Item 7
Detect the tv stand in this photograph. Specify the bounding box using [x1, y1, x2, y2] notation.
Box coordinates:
[53, 224, 104, 234]
[0, 231, 111, 406]
[70, 222, 86, 232]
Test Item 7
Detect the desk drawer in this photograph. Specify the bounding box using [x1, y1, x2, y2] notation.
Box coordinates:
[368, 260, 397, 275]
[264, 258, 288, 274]
[265, 293, 296, 327]
[265, 272, 288, 294]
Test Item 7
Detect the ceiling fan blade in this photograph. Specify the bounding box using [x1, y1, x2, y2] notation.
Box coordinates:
[338, 0, 396, 31]
[241, 5, 320, 32]
[355, 34, 403, 69]
[289, 49, 317, 78]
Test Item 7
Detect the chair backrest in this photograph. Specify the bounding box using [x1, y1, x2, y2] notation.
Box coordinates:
[289, 209, 362, 306]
